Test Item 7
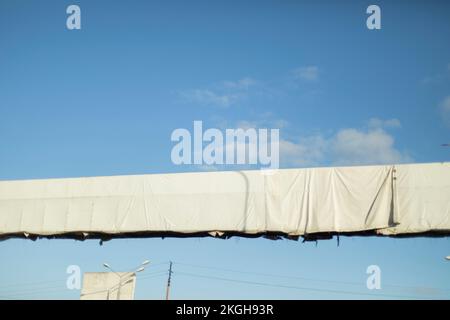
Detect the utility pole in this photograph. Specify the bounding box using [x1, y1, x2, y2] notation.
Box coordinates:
[165, 261, 173, 300]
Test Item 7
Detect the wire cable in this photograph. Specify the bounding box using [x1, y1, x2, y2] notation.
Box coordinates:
[175, 271, 442, 300]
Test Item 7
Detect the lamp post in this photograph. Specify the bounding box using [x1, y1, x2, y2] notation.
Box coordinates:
[103, 260, 149, 300]
[445, 256, 450, 261]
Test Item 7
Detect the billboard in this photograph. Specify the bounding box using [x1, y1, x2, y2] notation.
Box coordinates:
[80, 272, 136, 300]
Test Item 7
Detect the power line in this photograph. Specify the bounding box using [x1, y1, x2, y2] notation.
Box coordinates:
[0, 261, 169, 292]
[172, 261, 449, 293]
[0, 283, 67, 296]
[145, 261, 170, 268]
[175, 271, 440, 300]
[0, 278, 66, 290]
[1, 272, 168, 300]
[139, 271, 169, 280]
[0, 285, 71, 299]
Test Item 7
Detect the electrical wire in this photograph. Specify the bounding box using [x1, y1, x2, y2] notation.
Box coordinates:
[0, 261, 169, 291]
[172, 260, 449, 294]
[175, 271, 441, 300]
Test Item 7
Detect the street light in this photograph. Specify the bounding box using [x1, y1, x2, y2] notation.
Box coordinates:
[102, 260, 150, 300]
[445, 256, 450, 261]
[135, 266, 145, 273]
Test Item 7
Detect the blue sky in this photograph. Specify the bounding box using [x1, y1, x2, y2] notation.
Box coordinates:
[0, 0, 449, 299]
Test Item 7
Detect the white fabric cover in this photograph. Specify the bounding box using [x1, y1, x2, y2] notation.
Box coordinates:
[0, 163, 448, 238]
[379, 163, 450, 235]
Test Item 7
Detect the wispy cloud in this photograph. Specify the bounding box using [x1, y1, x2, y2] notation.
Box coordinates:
[330, 127, 410, 165]
[278, 118, 411, 167]
[219, 116, 410, 168]
[278, 135, 327, 167]
[179, 66, 323, 108]
[440, 96, 450, 127]
[223, 77, 257, 90]
[422, 75, 442, 85]
[422, 63, 450, 84]
[235, 113, 289, 131]
[180, 89, 241, 108]
[292, 66, 320, 82]
[179, 77, 258, 108]
[368, 117, 401, 129]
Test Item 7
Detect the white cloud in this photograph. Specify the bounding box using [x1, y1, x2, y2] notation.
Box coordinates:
[368, 117, 401, 129]
[292, 66, 319, 82]
[331, 128, 410, 165]
[180, 77, 260, 108]
[422, 64, 450, 84]
[278, 135, 327, 167]
[422, 75, 441, 84]
[226, 117, 410, 167]
[181, 89, 240, 108]
[278, 120, 410, 167]
[179, 67, 324, 108]
[440, 96, 450, 127]
[223, 77, 257, 89]
[207, 117, 410, 168]
[235, 120, 259, 130]
[235, 118, 289, 131]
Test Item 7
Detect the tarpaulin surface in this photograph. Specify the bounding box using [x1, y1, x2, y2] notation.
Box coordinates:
[0, 162, 448, 239]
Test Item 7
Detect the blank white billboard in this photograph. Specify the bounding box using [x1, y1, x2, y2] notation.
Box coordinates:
[80, 272, 136, 300]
